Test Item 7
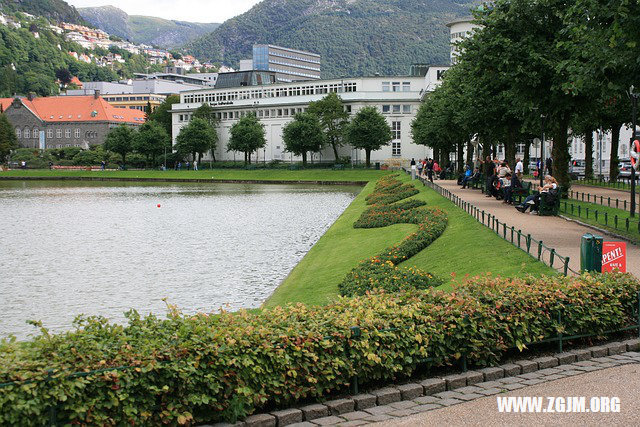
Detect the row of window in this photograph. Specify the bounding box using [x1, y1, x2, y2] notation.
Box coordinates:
[451, 31, 469, 39]
[104, 95, 163, 102]
[183, 82, 358, 104]
[178, 105, 354, 123]
[15, 128, 96, 139]
[382, 82, 412, 92]
[268, 50, 321, 65]
[269, 67, 321, 80]
[269, 59, 321, 73]
[382, 105, 412, 114]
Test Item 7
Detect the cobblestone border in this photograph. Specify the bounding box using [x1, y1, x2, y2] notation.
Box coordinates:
[210, 339, 640, 427]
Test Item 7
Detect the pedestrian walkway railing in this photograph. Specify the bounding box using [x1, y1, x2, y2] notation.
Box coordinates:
[2, 291, 639, 426]
[559, 200, 640, 236]
[569, 190, 633, 211]
[575, 176, 638, 190]
[416, 176, 573, 275]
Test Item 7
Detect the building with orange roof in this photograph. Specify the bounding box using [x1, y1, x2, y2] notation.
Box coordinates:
[1, 93, 145, 149]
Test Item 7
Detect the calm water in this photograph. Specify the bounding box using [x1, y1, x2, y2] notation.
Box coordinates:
[0, 181, 359, 339]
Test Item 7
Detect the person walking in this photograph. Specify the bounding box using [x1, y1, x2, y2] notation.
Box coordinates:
[483, 156, 495, 197]
[546, 157, 553, 176]
[193, 160, 198, 171]
[426, 158, 434, 183]
[100, 160, 105, 171]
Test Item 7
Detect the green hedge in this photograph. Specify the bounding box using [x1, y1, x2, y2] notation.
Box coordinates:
[1, 274, 638, 425]
[339, 174, 447, 296]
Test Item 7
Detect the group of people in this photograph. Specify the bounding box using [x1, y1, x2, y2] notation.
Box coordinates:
[174, 160, 198, 171]
[458, 155, 559, 214]
[411, 158, 452, 182]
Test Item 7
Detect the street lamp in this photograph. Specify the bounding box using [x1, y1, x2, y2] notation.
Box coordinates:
[539, 113, 547, 187]
[628, 85, 639, 217]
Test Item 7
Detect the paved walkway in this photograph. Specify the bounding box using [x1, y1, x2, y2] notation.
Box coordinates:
[435, 180, 640, 278]
[381, 363, 640, 426]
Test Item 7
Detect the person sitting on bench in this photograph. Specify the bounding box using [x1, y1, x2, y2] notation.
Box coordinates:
[515, 175, 558, 213]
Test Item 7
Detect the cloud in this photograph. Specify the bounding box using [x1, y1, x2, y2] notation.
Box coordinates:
[67, 0, 263, 23]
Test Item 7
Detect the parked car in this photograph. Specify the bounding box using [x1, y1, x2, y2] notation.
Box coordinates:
[569, 159, 585, 178]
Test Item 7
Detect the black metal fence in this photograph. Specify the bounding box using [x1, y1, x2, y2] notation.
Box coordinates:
[560, 200, 640, 235]
[569, 190, 632, 210]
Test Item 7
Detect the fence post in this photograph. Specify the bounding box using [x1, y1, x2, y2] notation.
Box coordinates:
[349, 326, 361, 395]
[537, 241, 543, 261]
[526, 234, 532, 253]
[563, 257, 569, 276]
[550, 249, 555, 268]
[517, 230, 522, 248]
[503, 223, 507, 239]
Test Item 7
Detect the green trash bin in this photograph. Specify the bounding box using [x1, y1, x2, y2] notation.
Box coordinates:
[375, 162, 380, 170]
[580, 233, 603, 272]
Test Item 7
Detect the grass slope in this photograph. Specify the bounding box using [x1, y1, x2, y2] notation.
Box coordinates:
[0, 169, 390, 182]
[266, 174, 554, 307]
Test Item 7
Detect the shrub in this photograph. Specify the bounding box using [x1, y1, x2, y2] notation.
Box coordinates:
[0, 273, 638, 425]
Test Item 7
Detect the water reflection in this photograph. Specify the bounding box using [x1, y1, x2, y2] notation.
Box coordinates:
[0, 181, 360, 339]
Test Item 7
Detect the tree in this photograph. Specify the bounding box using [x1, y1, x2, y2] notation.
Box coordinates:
[307, 92, 348, 161]
[227, 113, 266, 165]
[175, 118, 216, 164]
[148, 95, 180, 136]
[0, 113, 18, 164]
[282, 112, 324, 166]
[134, 121, 170, 167]
[193, 103, 220, 162]
[55, 68, 72, 87]
[104, 125, 135, 166]
[345, 106, 392, 168]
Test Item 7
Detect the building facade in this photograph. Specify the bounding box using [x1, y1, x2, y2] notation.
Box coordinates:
[446, 18, 482, 64]
[172, 76, 433, 164]
[252, 45, 322, 83]
[1, 94, 145, 150]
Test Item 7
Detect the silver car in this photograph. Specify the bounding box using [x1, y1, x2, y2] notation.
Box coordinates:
[619, 160, 633, 178]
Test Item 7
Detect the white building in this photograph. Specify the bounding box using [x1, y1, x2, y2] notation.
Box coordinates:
[446, 18, 481, 64]
[172, 76, 434, 164]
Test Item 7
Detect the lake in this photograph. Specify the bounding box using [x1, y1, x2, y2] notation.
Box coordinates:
[0, 180, 360, 339]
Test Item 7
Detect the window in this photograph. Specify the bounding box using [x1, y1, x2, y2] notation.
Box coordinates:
[392, 141, 401, 157]
[24, 128, 30, 139]
[33, 128, 38, 138]
[402, 82, 411, 92]
[65, 129, 71, 138]
[47, 129, 53, 139]
[75, 129, 80, 139]
[16, 128, 21, 139]
[345, 105, 352, 113]
[403, 105, 411, 114]
[382, 82, 390, 92]
[56, 129, 62, 138]
[392, 82, 401, 92]
[392, 105, 401, 114]
[382, 105, 390, 114]
[392, 121, 401, 140]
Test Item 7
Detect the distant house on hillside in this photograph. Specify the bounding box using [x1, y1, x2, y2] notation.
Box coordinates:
[0, 93, 145, 150]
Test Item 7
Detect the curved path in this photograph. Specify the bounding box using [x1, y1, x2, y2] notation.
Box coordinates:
[432, 180, 640, 278]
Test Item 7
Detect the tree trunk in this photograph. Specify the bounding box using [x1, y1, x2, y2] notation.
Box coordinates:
[609, 124, 622, 182]
[331, 140, 339, 161]
[551, 114, 571, 193]
[504, 125, 517, 170]
[585, 131, 594, 179]
[365, 149, 371, 168]
[523, 140, 531, 174]
[465, 140, 473, 168]
[211, 149, 216, 162]
[457, 140, 464, 174]
[244, 151, 248, 165]
[302, 152, 307, 166]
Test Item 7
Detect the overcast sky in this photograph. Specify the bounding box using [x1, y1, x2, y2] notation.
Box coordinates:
[66, 0, 264, 23]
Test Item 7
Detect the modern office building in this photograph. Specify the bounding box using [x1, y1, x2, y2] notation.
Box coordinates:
[252, 44, 321, 83]
[172, 75, 431, 164]
[101, 93, 166, 112]
[215, 71, 278, 89]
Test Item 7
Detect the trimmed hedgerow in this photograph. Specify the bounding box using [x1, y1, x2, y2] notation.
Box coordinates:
[0, 273, 638, 425]
[339, 174, 447, 296]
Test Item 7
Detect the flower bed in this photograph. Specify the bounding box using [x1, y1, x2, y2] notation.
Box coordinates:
[340, 175, 447, 296]
[1, 274, 638, 425]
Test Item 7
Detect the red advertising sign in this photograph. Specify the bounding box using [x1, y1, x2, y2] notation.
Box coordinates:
[602, 242, 627, 273]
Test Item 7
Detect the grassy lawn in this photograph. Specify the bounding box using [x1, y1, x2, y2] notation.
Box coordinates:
[265, 174, 554, 307]
[573, 179, 633, 192]
[560, 198, 640, 243]
[0, 169, 390, 182]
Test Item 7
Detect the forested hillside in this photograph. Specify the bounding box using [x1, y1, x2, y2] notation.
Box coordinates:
[79, 5, 219, 48]
[186, 0, 474, 78]
[0, 0, 85, 24]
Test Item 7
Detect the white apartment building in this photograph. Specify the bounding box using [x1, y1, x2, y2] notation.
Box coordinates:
[446, 18, 482, 64]
[171, 76, 434, 164]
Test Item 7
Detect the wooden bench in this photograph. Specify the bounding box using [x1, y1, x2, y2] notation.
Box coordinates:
[333, 164, 345, 170]
[512, 181, 532, 204]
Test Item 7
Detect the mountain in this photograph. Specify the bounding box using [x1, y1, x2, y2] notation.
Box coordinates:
[185, 0, 475, 78]
[0, 0, 85, 24]
[78, 5, 220, 48]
